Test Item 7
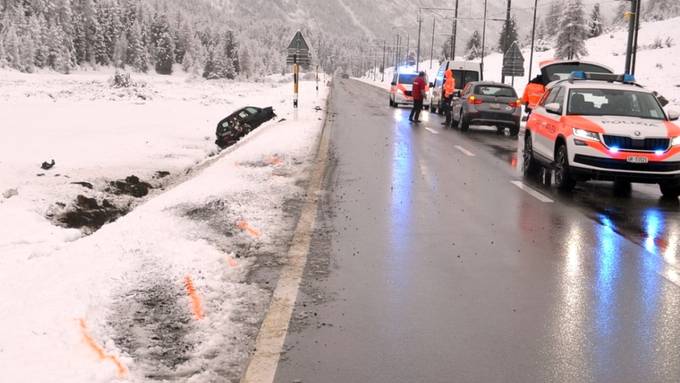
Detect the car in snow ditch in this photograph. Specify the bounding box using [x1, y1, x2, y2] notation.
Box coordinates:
[215, 106, 276, 149]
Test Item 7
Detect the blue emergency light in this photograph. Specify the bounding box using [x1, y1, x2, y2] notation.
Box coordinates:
[569, 71, 636, 84]
[622, 74, 636, 83]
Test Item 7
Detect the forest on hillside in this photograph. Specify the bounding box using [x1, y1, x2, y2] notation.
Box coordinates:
[1, 0, 679, 78]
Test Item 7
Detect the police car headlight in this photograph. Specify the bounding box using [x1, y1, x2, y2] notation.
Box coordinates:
[573, 128, 600, 141]
[672, 136, 680, 146]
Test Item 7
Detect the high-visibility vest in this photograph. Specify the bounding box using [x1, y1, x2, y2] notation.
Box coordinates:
[444, 70, 456, 97]
[522, 82, 546, 109]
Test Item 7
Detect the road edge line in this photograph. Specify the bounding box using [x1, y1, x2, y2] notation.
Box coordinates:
[240, 87, 334, 383]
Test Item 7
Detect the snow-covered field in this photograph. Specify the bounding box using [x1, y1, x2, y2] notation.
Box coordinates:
[0, 69, 329, 382]
[361, 17, 680, 106]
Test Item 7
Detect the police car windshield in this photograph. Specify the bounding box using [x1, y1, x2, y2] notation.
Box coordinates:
[567, 89, 666, 120]
[398, 74, 417, 84]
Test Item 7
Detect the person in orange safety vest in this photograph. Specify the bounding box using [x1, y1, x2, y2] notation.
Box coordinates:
[521, 74, 546, 114]
[442, 69, 457, 125]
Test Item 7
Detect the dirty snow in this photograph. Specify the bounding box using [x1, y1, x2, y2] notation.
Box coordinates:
[0, 68, 328, 382]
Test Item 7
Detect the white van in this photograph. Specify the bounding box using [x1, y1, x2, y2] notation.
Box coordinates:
[429, 61, 481, 113]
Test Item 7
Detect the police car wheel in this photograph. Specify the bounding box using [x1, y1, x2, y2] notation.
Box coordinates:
[554, 144, 576, 191]
[659, 182, 680, 198]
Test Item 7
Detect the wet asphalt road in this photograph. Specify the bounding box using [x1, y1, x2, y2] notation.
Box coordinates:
[273, 79, 680, 383]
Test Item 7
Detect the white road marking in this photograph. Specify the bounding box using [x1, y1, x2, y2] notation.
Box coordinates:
[454, 145, 475, 157]
[425, 127, 439, 135]
[240, 103, 332, 383]
[510, 181, 554, 203]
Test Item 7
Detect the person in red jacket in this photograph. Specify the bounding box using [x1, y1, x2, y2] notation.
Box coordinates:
[409, 71, 427, 123]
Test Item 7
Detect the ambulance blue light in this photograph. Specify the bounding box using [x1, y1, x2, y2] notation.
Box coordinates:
[655, 150, 664, 156]
[571, 71, 586, 80]
[610, 147, 620, 153]
[623, 74, 636, 83]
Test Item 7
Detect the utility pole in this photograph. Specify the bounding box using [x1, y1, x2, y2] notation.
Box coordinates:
[452, 0, 459, 59]
[382, 40, 386, 82]
[450, 13, 455, 59]
[481, 0, 488, 81]
[405, 34, 410, 64]
[430, 16, 436, 69]
[631, 0, 642, 75]
[624, 0, 639, 74]
[394, 33, 399, 73]
[416, 11, 423, 71]
[501, 0, 512, 83]
[527, 0, 538, 81]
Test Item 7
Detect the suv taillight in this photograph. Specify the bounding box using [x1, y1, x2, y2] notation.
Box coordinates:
[508, 99, 522, 108]
[468, 96, 483, 105]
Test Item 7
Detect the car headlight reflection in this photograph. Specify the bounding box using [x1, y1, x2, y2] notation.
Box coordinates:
[573, 128, 600, 141]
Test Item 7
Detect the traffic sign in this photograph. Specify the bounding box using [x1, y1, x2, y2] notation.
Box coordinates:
[502, 42, 525, 77]
[287, 31, 312, 67]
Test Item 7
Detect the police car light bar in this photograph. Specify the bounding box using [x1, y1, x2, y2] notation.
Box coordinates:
[569, 71, 636, 84]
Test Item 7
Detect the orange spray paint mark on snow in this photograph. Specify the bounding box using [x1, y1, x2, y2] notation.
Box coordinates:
[226, 256, 239, 268]
[183, 276, 204, 320]
[236, 220, 261, 238]
[78, 319, 128, 378]
[267, 155, 283, 166]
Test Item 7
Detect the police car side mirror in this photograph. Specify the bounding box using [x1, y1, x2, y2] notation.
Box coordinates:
[668, 109, 680, 121]
[545, 103, 562, 115]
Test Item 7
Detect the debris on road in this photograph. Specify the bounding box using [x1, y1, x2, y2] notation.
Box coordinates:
[2, 188, 18, 199]
[41, 159, 55, 170]
[71, 182, 94, 190]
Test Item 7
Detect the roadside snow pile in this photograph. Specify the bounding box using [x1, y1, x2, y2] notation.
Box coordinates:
[0, 76, 329, 382]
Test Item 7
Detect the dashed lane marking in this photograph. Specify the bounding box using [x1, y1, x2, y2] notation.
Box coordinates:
[510, 181, 554, 203]
[454, 145, 475, 157]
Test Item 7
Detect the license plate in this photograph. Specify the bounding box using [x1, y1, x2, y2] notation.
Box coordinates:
[489, 103, 500, 109]
[627, 156, 649, 164]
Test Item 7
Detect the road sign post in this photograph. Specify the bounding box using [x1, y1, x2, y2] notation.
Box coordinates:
[502, 42, 525, 84]
[286, 31, 311, 108]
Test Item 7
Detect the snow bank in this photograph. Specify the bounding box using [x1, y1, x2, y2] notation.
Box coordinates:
[0, 70, 329, 382]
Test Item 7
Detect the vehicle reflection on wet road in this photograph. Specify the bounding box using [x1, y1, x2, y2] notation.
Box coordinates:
[274, 79, 680, 383]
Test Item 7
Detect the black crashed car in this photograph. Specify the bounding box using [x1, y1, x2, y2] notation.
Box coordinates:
[215, 106, 276, 148]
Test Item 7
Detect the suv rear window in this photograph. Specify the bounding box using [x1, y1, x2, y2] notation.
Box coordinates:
[474, 85, 517, 98]
[398, 74, 417, 84]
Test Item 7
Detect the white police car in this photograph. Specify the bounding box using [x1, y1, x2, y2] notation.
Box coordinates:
[524, 71, 680, 197]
